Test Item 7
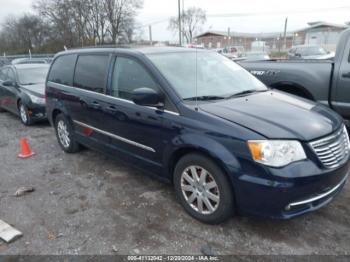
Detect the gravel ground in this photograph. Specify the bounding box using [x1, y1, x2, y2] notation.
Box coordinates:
[0, 111, 349, 255]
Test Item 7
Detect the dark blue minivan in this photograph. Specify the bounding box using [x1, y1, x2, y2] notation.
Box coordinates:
[45, 48, 350, 224]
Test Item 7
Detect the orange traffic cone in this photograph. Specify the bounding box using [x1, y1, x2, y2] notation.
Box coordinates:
[18, 137, 35, 159]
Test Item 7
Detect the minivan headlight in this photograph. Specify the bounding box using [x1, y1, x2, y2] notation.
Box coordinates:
[28, 93, 45, 105]
[248, 140, 306, 167]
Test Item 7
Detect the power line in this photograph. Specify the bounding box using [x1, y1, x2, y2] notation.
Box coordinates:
[207, 6, 350, 18]
[135, 6, 350, 30]
[134, 18, 169, 29]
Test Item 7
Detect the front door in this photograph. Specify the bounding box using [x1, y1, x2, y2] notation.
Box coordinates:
[5, 68, 19, 114]
[0, 68, 9, 109]
[333, 37, 350, 119]
[100, 56, 166, 169]
[0, 68, 18, 113]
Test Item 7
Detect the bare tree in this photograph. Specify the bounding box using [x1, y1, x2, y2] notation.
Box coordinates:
[0, 0, 144, 54]
[103, 0, 143, 44]
[0, 14, 50, 54]
[70, 0, 92, 46]
[87, 0, 108, 45]
[33, 0, 78, 47]
[169, 7, 206, 44]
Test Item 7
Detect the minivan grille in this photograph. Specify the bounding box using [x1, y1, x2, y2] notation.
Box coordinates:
[310, 126, 350, 169]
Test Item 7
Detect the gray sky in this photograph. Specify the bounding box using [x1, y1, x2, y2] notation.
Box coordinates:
[1, 0, 349, 41]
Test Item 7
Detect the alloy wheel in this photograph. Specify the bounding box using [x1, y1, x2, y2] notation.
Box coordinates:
[20, 104, 28, 123]
[57, 120, 71, 148]
[181, 165, 220, 215]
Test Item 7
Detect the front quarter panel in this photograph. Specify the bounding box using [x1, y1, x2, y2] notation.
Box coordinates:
[161, 106, 265, 183]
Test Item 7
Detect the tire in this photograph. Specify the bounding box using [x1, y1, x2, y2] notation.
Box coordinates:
[54, 114, 81, 153]
[0, 106, 5, 112]
[18, 102, 33, 126]
[174, 153, 235, 224]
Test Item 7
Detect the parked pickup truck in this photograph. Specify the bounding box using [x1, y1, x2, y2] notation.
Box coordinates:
[240, 28, 350, 122]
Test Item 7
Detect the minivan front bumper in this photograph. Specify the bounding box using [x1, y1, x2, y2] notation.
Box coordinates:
[234, 159, 350, 219]
[285, 173, 347, 212]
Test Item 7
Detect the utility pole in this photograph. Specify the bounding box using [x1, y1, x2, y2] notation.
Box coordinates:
[283, 17, 288, 50]
[278, 34, 282, 53]
[182, 0, 185, 44]
[227, 27, 231, 47]
[178, 0, 182, 46]
[149, 25, 153, 46]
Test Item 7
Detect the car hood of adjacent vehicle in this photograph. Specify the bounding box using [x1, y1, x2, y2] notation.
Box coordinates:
[20, 83, 45, 97]
[199, 91, 343, 141]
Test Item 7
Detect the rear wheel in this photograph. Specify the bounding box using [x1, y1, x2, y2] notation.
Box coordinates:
[18, 102, 33, 126]
[174, 153, 235, 224]
[54, 114, 80, 153]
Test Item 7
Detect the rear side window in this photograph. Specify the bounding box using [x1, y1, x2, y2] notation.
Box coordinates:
[73, 55, 109, 94]
[48, 54, 77, 86]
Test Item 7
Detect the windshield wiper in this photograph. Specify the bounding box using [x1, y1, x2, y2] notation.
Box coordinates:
[226, 89, 266, 99]
[22, 83, 37, 86]
[183, 95, 226, 101]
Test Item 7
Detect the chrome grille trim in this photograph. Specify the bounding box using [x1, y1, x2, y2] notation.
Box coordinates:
[286, 173, 348, 210]
[310, 126, 350, 169]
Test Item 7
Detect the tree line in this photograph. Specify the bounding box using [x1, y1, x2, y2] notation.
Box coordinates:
[0, 0, 143, 55]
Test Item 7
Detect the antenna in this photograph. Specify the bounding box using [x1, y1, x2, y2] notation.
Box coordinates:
[195, 46, 198, 111]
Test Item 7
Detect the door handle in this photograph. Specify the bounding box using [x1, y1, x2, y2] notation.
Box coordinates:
[90, 101, 101, 109]
[342, 72, 350, 78]
[106, 105, 118, 113]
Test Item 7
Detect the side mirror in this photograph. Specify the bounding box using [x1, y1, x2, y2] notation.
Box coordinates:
[132, 87, 164, 108]
[2, 80, 16, 87]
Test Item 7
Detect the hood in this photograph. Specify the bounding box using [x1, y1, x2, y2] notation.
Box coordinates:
[20, 83, 45, 97]
[200, 91, 343, 141]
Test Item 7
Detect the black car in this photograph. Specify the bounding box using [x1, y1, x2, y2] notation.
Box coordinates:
[287, 45, 334, 60]
[0, 64, 49, 125]
[45, 48, 349, 224]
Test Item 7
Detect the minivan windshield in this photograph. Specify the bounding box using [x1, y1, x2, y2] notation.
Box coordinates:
[147, 51, 267, 100]
[17, 67, 49, 85]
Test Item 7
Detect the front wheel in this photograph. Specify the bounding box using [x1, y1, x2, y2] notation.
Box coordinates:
[174, 153, 235, 224]
[54, 114, 81, 153]
[18, 102, 33, 126]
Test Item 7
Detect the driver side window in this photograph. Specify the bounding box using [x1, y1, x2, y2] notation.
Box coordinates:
[112, 57, 159, 101]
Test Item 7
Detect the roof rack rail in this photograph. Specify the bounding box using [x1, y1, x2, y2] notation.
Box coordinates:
[67, 44, 140, 50]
